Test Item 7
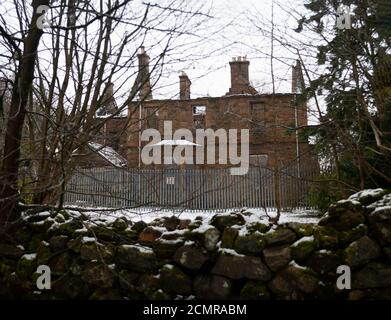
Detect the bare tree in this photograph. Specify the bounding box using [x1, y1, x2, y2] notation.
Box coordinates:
[0, 0, 211, 226]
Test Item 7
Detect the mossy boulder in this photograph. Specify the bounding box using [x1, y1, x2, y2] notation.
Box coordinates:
[69, 257, 84, 276]
[27, 234, 48, 251]
[89, 226, 122, 242]
[118, 270, 140, 291]
[368, 206, 391, 245]
[131, 221, 148, 233]
[263, 228, 296, 247]
[57, 210, 71, 220]
[16, 253, 37, 279]
[384, 247, 391, 261]
[0, 243, 24, 260]
[89, 288, 122, 300]
[268, 263, 319, 299]
[153, 239, 184, 259]
[139, 227, 164, 245]
[36, 242, 52, 265]
[137, 274, 160, 295]
[160, 230, 186, 241]
[149, 289, 171, 300]
[306, 250, 342, 277]
[343, 236, 381, 269]
[158, 265, 192, 295]
[161, 216, 181, 231]
[49, 235, 69, 252]
[246, 222, 270, 234]
[194, 275, 232, 300]
[0, 259, 15, 276]
[14, 226, 32, 245]
[263, 245, 292, 272]
[367, 193, 391, 212]
[314, 226, 338, 249]
[52, 275, 93, 299]
[81, 263, 116, 288]
[68, 236, 91, 253]
[49, 219, 84, 237]
[234, 233, 266, 255]
[212, 251, 271, 281]
[290, 236, 317, 262]
[348, 189, 389, 206]
[319, 200, 365, 231]
[187, 226, 221, 251]
[210, 213, 245, 231]
[179, 219, 191, 230]
[240, 281, 271, 300]
[187, 219, 203, 231]
[115, 244, 157, 272]
[49, 251, 73, 275]
[339, 224, 368, 248]
[29, 219, 55, 233]
[353, 262, 391, 289]
[285, 222, 315, 237]
[173, 245, 208, 270]
[122, 229, 139, 242]
[110, 218, 129, 232]
[80, 242, 114, 262]
[25, 211, 51, 223]
[54, 213, 66, 223]
[221, 227, 239, 249]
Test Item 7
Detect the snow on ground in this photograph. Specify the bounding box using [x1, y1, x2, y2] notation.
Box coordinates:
[73, 207, 322, 225]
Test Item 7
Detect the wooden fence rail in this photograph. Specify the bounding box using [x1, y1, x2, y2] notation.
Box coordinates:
[64, 164, 319, 211]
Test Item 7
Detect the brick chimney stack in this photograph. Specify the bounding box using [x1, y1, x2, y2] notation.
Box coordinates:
[227, 56, 257, 95]
[136, 46, 153, 100]
[179, 71, 191, 100]
[98, 82, 118, 116]
[292, 60, 305, 94]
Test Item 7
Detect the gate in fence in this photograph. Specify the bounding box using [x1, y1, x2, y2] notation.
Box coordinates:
[64, 164, 319, 211]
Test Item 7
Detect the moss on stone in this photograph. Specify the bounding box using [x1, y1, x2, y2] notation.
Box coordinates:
[158, 265, 192, 295]
[36, 242, 52, 265]
[111, 218, 129, 232]
[291, 238, 317, 262]
[150, 289, 171, 300]
[339, 224, 368, 248]
[314, 226, 338, 249]
[247, 222, 270, 234]
[240, 281, 271, 300]
[16, 254, 37, 279]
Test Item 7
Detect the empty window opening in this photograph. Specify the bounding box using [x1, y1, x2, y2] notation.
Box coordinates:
[192, 105, 206, 129]
[193, 105, 206, 115]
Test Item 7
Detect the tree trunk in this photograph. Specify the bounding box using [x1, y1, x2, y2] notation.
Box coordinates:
[0, 0, 49, 225]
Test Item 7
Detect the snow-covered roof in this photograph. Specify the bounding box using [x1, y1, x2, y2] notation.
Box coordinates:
[149, 139, 201, 147]
[88, 142, 127, 168]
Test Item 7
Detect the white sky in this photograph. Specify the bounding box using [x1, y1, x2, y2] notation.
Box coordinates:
[0, 0, 323, 123]
[156, 0, 303, 99]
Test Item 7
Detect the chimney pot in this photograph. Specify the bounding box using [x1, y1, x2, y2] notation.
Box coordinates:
[227, 55, 257, 95]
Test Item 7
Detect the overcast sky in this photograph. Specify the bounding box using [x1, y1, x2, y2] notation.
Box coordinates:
[0, 0, 319, 107]
[155, 0, 308, 99]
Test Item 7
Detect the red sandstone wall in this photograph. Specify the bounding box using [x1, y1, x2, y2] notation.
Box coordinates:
[126, 94, 310, 169]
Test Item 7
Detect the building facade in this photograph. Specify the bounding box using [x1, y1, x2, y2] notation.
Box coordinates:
[95, 48, 316, 170]
[124, 50, 314, 170]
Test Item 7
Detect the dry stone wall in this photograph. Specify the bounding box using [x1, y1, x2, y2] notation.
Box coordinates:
[0, 189, 391, 300]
